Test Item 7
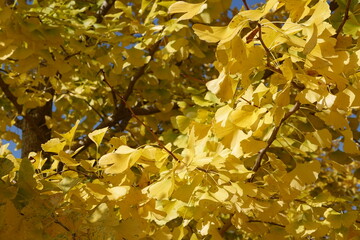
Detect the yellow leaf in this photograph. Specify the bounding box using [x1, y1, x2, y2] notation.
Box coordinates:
[55, 151, 80, 167]
[230, 105, 266, 130]
[144, 172, 174, 199]
[280, 0, 310, 22]
[241, 138, 267, 155]
[193, 14, 246, 43]
[99, 146, 141, 174]
[175, 115, 191, 133]
[341, 129, 359, 154]
[88, 127, 108, 148]
[239, 0, 278, 21]
[306, 129, 332, 149]
[87, 182, 111, 196]
[303, 24, 318, 55]
[206, 70, 236, 101]
[59, 120, 80, 146]
[284, 160, 320, 191]
[41, 138, 66, 154]
[275, 86, 290, 107]
[108, 186, 129, 200]
[125, 48, 151, 67]
[168, 1, 207, 21]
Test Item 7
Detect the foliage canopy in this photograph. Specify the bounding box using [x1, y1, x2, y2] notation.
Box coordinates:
[0, 0, 360, 239]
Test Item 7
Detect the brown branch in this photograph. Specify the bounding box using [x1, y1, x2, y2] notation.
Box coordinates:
[54, 219, 76, 239]
[334, 0, 352, 38]
[219, 215, 234, 237]
[103, 77, 183, 163]
[122, 40, 162, 102]
[248, 101, 301, 182]
[83, 99, 105, 120]
[71, 41, 162, 157]
[257, 23, 272, 68]
[0, 75, 23, 114]
[240, 97, 261, 108]
[96, 0, 116, 23]
[98, 69, 118, 107]
[132, 103, 179, 115]
[248, 219, 285, 228]
[132, 105, 161, 115]
[64, 51, 81, 61]
[180, 73, 206, 84]
[242, 0, 250, 10]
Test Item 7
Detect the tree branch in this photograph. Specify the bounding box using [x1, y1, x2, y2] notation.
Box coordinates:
[334, 0, 352, 38]
[71, 40, 162, 157]
[132, 103, 179, 116]
[122, 40, 162, 102]
[242, 0, 250, 10]
[248, 101, 301, 182]
[104, 78, 180, 162]
[0, 74, 48, 144]
[96, 0, 116, 23]
[248, 219, 285, 228]
[258, 23, 273, 69]
[219, 215, 234, 237]
[0, 75, 23, 114]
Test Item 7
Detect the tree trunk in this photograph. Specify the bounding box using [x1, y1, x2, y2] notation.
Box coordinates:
[21, 100, 52, 159]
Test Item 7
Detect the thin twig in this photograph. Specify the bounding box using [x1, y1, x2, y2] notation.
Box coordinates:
[54, 220, 71, 232]
[0, 69, 8, 74]
[0, 75, 23, 113]
[180, 73, 206, 84]
[64, 51, 81, 61]
[248, 101, 301, 182]
[334, 0, 352, 38]
[240, 97, 260, 108]
[257, 24, 272, 68]
[242, 0, 250, 10]
[248, 219, 285, 228]
[83, 99, 105, 120]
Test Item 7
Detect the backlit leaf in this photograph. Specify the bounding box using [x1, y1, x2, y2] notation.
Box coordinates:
[89, 127, 108, 148]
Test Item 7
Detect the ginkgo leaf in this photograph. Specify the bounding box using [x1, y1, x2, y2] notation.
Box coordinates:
[41, 138, 66, 154]
[99, 146, 141, 174]
[55, 151, 80, 167]
[239, 0, 278, 21]
[59, 120, 80, 146]
[303, 24, 318, 55]
[88, 127, 108, 148]
[193, 14, 247, 43]
[241, 138, 267, 155]
[168, 1, 207, 21]
[306, 129, 332, 149]
[144, 172, 174, 199]
[206, 71, 236, 100]
[230, 105, 267, 130]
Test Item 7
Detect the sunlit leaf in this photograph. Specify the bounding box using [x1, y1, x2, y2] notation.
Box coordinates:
[88, 127, 108, 148]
